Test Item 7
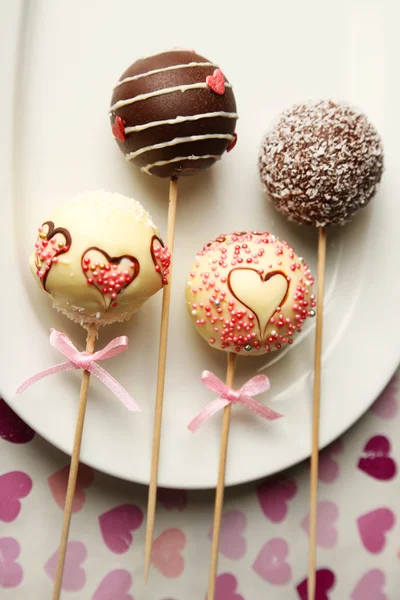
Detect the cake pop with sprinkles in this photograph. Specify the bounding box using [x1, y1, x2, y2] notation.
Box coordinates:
[186, 231, 315, 355]
[22, 189, 170, 599]
[110, 49, 238, 178]
[30, 191, 170, 326]
[259, 100, 383, 227]
[186, 231, 315, 600]
[259, 99, 384, 600]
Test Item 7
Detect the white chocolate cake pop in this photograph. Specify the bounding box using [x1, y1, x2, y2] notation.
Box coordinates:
[186, 231, 315, 355]
[30, 191, 170, 326]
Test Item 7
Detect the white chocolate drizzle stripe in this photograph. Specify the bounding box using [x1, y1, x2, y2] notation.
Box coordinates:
[141, 154, 220, 174]
[115, 62, 218, 88]
[109, 82, 233, 112]
[124, 111, 238, 134]
[125, 134, 234, 161]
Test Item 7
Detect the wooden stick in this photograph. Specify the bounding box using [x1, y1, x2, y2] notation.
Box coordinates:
[52, 323, 97, 600]
[207, 352, 237, 600]
[144, 178, 178, 582]
[307, 227, 327, 600]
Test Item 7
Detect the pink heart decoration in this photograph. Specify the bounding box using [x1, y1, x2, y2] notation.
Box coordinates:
[371, 376, 398, 419]
[151, 236, 171, 285]
[44, 541, 86, 591]
[206, 69, 226, 95]
[0, 537, 23, 588]
[157, 488, 188, 511]
[296, 569, 336, 599]
[0, 471, 32, 523]
[151, 529, 185, 578]
[358, 435, 397, 481]
[301, 501, 338, 548]
[357, 508, 395, 553]
[318, 438, 344, 483]
[99, 504, 143, 554]
[92, 569, 133, 600]
[214, 573, 244, 600]
[253, 538, 291, 585]
[0, 399, 35, 444]
[34, 221, 72, 289]
[81, 248, 139, 310]
[48, 463, 94, 513]
[257, 477, 297, 522]
[209, 510, 246, 559]
[351, 569, 387, 600]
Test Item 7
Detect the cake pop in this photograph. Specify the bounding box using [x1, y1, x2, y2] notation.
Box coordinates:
[110, 49, 238, 178]
[109, 48, 238, 577]
[21, 191, 168, 600]
[186, 231, 315, 355]
[30, 191, 169, 325]
[259, 100, 383, 600]
[186, 231, 315, 600]
[259, 100, 383, 227]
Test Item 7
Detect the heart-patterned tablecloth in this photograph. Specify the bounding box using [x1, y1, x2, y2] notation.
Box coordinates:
[0, 371, 399, 599]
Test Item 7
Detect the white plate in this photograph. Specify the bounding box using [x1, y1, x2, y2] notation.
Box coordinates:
[1, 0, 399, 489]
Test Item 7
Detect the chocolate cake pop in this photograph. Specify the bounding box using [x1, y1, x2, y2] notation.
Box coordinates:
[259, 100, 384, 227]
[30, 191, 170, 325]
[186, 231, 315, 355]
[110, 49, 238, 178]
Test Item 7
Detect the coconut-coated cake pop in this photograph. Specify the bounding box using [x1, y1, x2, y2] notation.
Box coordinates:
[110, 49, 238, 178]
[186, 231, 315, 355]
[259, 100, 384, 227]
[30, 191, 170, 326]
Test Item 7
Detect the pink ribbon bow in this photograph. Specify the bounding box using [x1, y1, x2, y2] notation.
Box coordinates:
[16, 329, 139, 412]
[187, 371, 283, 432]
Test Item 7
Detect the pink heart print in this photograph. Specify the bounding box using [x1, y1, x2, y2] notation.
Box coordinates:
[351, 569, 387, 600]
[0, 537, 23, 588]
[44, 541, 86, 591]
[358, 435, 397, 480]
[214, 573, 244, 600]
[0, 471, 32, 523]
[209, 510, 246, 559]
[301, 501, 338, 548]
[357, 508, 395, 553]
[92, 569, 133, 600]
[253, 538, 291, 585]
[296, 569, 336, 599]
[151, 529, 185, 578]
[318, 438, 344, 483]
[0, 399, 35, 444]
[99, 504, 143, 554]
[48, 463, 94, 513]
[256, 477, 297, 522]
[157, 487, 188, 511]
[371, 376, 398, 419]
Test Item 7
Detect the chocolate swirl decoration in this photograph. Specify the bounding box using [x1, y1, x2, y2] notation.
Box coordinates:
[227, 268, 290, 338]
[81, 247, 140, 310]
[35, 221, 72, 290]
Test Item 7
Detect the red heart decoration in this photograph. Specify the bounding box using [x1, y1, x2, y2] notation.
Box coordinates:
[112, 115, 126, 142]
[206, 69, 225, 95]
[151, 236, 171, 285]
[81, 247, 139, 309]
[227, 133, 238, 153]
[34, 221, 72, 290]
